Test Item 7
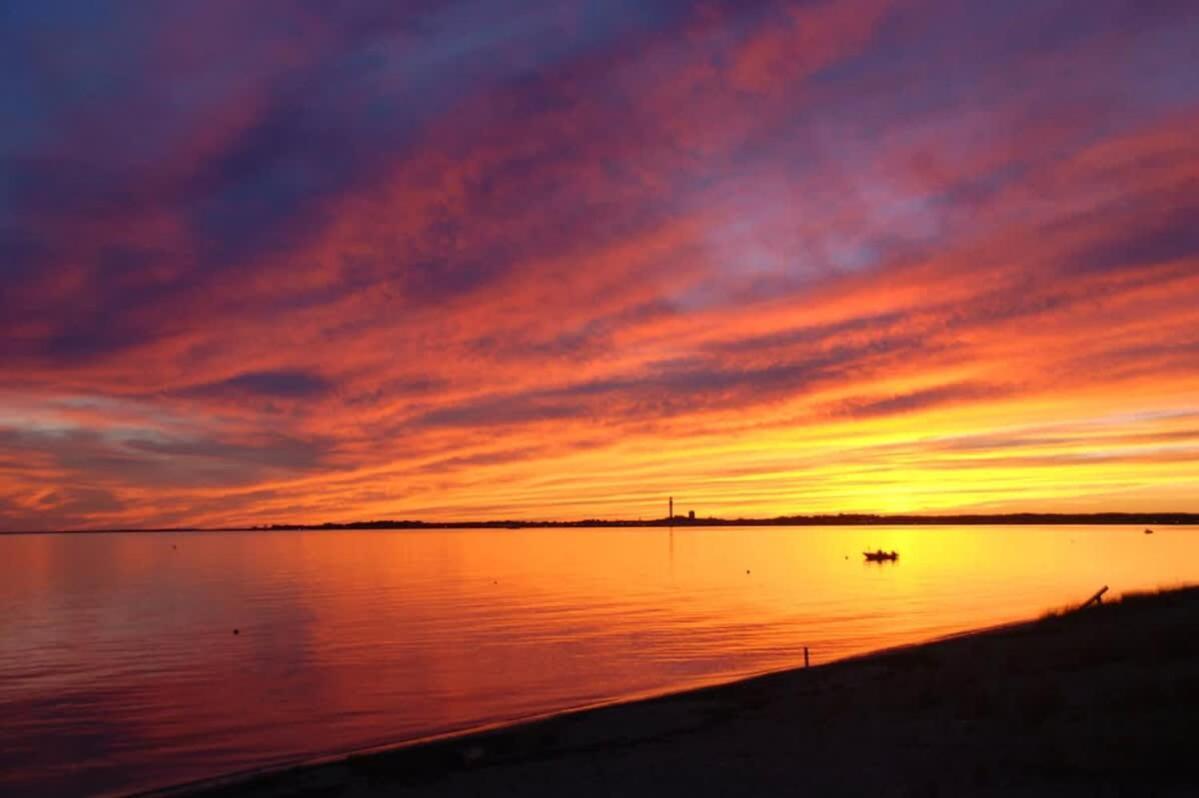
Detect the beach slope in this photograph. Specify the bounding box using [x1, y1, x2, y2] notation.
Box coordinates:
[163, 586, 1199, 797]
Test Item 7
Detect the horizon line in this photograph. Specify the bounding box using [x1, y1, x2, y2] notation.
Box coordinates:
[3, 510, 1198, 536]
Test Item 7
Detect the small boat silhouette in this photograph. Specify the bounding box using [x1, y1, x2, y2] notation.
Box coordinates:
[863, 549, 899, 562]
[1144, 528, 1154, 535]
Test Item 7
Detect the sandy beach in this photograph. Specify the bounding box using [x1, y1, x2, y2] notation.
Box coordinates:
[151, 584, 1199, 798]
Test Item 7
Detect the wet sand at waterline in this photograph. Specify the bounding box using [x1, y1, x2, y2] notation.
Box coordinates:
[163, 585, 1199, 797]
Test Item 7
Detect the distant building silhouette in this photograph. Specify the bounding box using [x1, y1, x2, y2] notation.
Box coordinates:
[688, 510, 695, 520]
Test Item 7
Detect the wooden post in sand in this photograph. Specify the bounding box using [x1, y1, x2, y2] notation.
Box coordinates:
[804, 647, 810, 668]
[1080, 585, 1109, 609]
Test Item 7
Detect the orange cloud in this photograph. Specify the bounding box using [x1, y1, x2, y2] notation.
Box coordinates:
[2, 0, 1197, 530]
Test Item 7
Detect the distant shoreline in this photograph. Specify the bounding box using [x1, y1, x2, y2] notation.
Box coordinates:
[4, 512, 1197, 535]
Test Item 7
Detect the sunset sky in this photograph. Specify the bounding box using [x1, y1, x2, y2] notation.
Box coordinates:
[2, 1, 1198, 531]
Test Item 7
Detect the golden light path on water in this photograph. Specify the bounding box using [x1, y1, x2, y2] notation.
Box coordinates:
[1, 525, 1196, 796]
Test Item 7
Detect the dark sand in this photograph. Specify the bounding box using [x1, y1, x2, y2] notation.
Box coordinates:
[157, 586, 1199, 797]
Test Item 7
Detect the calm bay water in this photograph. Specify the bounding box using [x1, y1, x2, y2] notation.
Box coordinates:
[1, 525, 1196, 796]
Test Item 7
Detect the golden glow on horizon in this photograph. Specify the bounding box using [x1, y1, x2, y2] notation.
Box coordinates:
[1, 1, 1197, 531]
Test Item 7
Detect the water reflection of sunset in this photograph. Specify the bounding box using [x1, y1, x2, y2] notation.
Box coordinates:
[2, 527, 1196, 795]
